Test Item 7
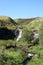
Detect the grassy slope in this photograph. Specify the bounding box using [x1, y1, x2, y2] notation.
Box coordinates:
[15, 18, 36, 25]
[15, 17, 43, 65]
[0, 16, 43, 65]
[0, 16, 17, 46]
[15, 17, 43, 49]
[15, 17, 43, 46]
[0, 16, 17, 29]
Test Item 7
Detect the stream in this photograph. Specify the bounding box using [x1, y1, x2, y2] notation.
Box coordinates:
[5, 45, 38, 65]
[23, 57, 33, 65]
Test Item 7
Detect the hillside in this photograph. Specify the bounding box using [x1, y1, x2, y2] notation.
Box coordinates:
[0, 16, 17, 29]
[0, 16, 17, 45]
[15, 17, 36, 25]
[14, 17, 43, 65]
[0, 16, 43, 65]
[14, 17, 43, 47]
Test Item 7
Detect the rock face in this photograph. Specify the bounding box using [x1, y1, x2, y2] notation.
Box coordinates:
[27, 29, 39, 45]
[32, 30, 39, 44]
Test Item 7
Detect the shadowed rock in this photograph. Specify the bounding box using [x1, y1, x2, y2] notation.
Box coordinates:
[0, 27, 16, 40]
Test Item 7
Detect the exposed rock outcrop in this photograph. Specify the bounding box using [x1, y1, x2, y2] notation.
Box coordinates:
[32, 29, 39, 45]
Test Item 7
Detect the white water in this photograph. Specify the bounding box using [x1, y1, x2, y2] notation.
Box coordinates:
[16, 29, 22, 41]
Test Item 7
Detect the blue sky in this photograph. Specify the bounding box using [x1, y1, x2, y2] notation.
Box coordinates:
[0, 0, 43, 19]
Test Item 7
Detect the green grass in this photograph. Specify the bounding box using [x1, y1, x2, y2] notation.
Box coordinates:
[0, 49, 26, 65]
[27, 45, 43, 55]
[0, 16, 16, 29]
[0, 16, 43, 65]
[27, 56, 43, 65]
[15, 18, 43, 47]
[14, 17, 43, 65]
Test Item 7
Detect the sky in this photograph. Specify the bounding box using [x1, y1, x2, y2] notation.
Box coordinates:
[0, 0, 43, 19]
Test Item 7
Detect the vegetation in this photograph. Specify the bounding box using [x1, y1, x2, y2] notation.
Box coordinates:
[0, 16, 17, 29]
[0, 16, 43, 65]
